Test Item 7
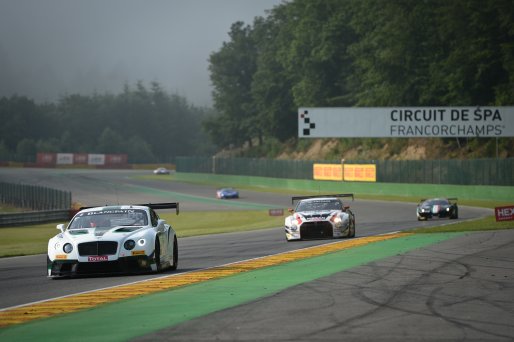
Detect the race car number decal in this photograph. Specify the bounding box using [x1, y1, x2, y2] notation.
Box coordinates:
[88, 256, 108, 262]
[308, 217, 324, 221]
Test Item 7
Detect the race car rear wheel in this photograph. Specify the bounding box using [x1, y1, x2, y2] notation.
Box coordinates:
[170, 236, 178, 270]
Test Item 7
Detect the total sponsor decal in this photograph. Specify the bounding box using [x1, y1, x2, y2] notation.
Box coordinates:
[495, 205, 514, 222]
[88, 256, 108, 262]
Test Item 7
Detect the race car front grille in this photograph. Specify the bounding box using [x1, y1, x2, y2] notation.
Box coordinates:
[300, 222, 333, 239]
[78, 241, 118, 256]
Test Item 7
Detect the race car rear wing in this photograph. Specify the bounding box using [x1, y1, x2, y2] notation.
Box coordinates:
[79, 202, 180, 215]
[138, 202, 180, 215]
[291, 193, 354, 204]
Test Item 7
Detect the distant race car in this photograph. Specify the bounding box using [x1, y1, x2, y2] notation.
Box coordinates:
[47, 203, 179, 278]
[285, 194, 356, 241]
[416, 198, 458, 220]
[153, 167, 171, 175]
[216, 188, 239, 199]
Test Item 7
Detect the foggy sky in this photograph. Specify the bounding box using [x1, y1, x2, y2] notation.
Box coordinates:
[0, 0, 282, 106]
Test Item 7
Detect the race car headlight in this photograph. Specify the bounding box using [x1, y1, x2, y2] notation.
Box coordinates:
[124, 240, 136, 250]
[446, 208, 450, 211]
[137, 239, 146, 247]
[63, 243, 73, 254]
[332, 216, 342, 227]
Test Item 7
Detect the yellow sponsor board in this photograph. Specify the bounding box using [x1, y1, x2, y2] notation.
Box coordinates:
[313, 163, 376, 182]
[313, 164, 343, 181]
[343, 164, 376, 182]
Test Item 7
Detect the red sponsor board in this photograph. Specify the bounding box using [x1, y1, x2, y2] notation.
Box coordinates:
[74, 153, 88, 164]
[37, 153, 56, 165]
[495, 205, 514, 222]
[268, 208, 284, 216]
[105, 154, 128, 165]
[36, 152, 127, 167]
[88, 255, 108, 262]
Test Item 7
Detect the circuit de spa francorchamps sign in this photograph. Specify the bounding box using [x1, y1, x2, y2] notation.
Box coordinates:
[298, 107, 514, 138]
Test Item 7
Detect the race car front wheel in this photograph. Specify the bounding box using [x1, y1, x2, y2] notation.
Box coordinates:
[170, 236, 178, 271]
[348, 219, 356, 238]
[154, 239, 161, 271]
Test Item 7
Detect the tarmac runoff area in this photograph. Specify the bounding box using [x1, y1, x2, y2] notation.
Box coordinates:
[1, 230, 514, 341]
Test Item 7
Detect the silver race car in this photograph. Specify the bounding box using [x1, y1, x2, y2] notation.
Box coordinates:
[285, 194, 356, 241]
[47, 203, 179, 278]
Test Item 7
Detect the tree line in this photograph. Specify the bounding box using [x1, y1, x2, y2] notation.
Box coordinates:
[0, 82, 216, 163]
[2, 0, 513, 163]
[205, 0, 514, 150]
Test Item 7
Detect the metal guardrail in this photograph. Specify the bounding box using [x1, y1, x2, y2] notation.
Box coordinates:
[0, 210, 71, 227]
[0, 182, 71, 211]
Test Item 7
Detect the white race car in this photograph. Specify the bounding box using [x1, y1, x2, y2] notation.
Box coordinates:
[285, 194, 356, 241]
[47, 203, 179, 278]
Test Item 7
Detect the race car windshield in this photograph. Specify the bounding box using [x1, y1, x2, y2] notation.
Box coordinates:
[68, 209, 148, 229]
[423, 199, 449, 206]
[296, 200, 342, 212]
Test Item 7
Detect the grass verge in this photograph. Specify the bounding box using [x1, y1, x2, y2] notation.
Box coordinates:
[2, 212, 512, 258]
[0, 210, 284, 258]
[137, 174, 512, 209]
[408, 215, 514, 234]
[2, 175, 512, 258]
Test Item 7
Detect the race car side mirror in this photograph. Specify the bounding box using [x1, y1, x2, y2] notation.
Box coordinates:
[56, 224, 65, 233]
[343, 206, 350, 210]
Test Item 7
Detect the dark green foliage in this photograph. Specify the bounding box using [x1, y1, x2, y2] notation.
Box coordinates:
[207, 0, 514, 154]
[0, 82, 216, 163]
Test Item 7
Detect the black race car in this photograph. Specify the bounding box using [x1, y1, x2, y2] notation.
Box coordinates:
[416, 198, 458, 220]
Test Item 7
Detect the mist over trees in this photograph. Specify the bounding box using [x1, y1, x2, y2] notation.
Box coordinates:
[2, 0, 513, 163]
[0, 82, 216, 163]
[206, 0, 514, 152]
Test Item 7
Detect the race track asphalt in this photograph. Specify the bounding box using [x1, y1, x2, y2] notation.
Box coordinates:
[2, 230, 513, 341]
[1, 168, 510, 341]
[135, 229, 514, 341]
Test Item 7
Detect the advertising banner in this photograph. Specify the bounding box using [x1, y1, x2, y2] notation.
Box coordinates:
[313, 163, 376, 182]
[313, 164, 343, 181]
[343, 164, 376, 182]
[298, 107, 514, 138]
[105, 154, 128, 165]
[88, 154, 105, 165]
[56, 153, 73, 165]
[495, 205, 514, 222]
[37, 153, 56, 165]
[74, 154, 88, 164]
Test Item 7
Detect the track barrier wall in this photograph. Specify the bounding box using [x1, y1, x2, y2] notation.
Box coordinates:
[176, 157, 514, 186]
